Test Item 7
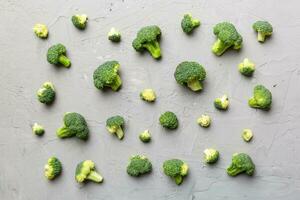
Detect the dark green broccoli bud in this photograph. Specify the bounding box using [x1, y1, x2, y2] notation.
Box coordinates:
[253, 21, 273, 42]
[75, 160, 103, 183]
[56, 112, 89, 140]
[93, 61, 122, 91]
[47, 44, 71, 67]
[174, 61, 206, 91]
[248, 85, 272, 110]
[132, 25, 162, 59]
[163, 159, 189, 185]
[71, 14, 88, 30]
[159, 111, 178, 129]
[32, 123, 45, 136]
[204, 148, 219, 164]
[108, 27, 121, 42]
[37, 82, 55, 104]
[238, 58, 255, 76]
[242, 129, 253, 142]
[106, 115, 125, 140]
[44, 157, 62, 180]
[33, 23, 48, 39]
[140, 89, 156, 102]
[197, 114, 211, 128]
[181, 13, 200, 34]
[227, 153, 255, 176]
[214, 94, 229, 110]
[126, 155, 152, 177]
[212, 22, 243, 56]
[139, 130, 151, 143]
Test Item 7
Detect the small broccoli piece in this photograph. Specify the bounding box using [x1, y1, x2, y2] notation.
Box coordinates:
[108, 27, 121, 42]
[227, 153, 255, 176]
[159, 111, 178, 129]
[32, 123, 45, 136]
[47, 44, 71, 67]
[174, 61, 206, 91]
[253, 21, 273, 42]
[126, 155, 152, 177]
[204, 148, 219, 164]
[163, 159, 189, 185]
[132, 25, 162, 59]
[56, 112, 89, 140]
[106, 115, 125, 140]
[181, 13, 200, 34]
[139, 130, 151, 143]
[140, 89, 156, 102]
[214, 95, 229, 110]
[212, 22, 243, 56]
[238, 58, 255, 76]
[37, 82, 55, 104]
[248, 85, 272, 110]
[197, 114, 211, 128]
[93, 61, 122, 91]
[33, 24, 48, 39]
[75, 160, 103, 183]
[242, 129, 253, 142]
[44, 157, 62, 180]
[71, 14, 88, 30]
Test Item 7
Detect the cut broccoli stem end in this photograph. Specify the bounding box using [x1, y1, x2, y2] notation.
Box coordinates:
[248, 97, 259, 108]
[56, 127, 71, 138]
[115, 128, 124, 140]
[110, 75, 122, 91]
[143, 42, 161, 59]
[192, 19, 201, 27]
[257, 32, 266, 42]
[87, 171, 103, 183]
[187, 79, 202, 91]
[174, 176, 183, 185]
[212, 39, 230, 56]
[58, 55, 71, 68]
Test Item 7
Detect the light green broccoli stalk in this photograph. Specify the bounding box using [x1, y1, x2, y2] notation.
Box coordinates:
[253, 21, 273, 42]
[44, 157, 62, 180]
[159, 111, 178, 129]
[75, 160, 103, 183]
[33, 24, 48, 39]
[126, 155, 152, 177]
[242, 129, 253, 142]
[71, 14, 88, 30]
[47, 43, 71, 67]
[227, 153, 255, 176]
[139, 130, 151, 143]
[163, 159, 189, 185]
[214, 94, 229, 110]
[197, 114, 211, 128]
[108, 27, 121, 42]
[204, 148, 219, 164]
[37, 82, 55, 104]
[106, 115, 125, 140]
[248, 85, 272, 110]
[238, 58, 255, 76]
[32, 123, 45, 136]
[181, 13, 200, 34]
[140, 89, 156, 102]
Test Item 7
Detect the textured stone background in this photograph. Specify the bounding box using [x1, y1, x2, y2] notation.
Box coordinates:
[1, 0, 300, 199]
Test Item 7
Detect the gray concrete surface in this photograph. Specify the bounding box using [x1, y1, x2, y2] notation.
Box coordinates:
[1, 0, 300, 199]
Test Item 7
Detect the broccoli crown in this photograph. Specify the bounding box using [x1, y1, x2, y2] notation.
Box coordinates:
[71, 14, 88, 29]
[37, 82, 55, 104]
[140, 89, 156, 102]
[174, 61, 206, 92]
[159, 111, 178, 129]
[106, 115, 125, 140]
[56, 112, 89, 140]
[108, 27, 121, 42]
[75, 160, 103, 183]
[33, 23, 48, 38]
[93, 61, 122, 91]
[44, 157, 62, 180]
[242, 129, 253, 142]
[238, 58, 255, 76]
[248, 85, 272, 110]
[204, 148, 219, 164]
[139, 130, 151, 143]
[253, 21, 273, 42]
[126, 155, 152, 177]
[227, 153, 255, 176]
[47, 43, 71, 67]
[132, 25, 162, 59]
[181, 13, 200, 34]
[214, 94, 229, 110]
[212, 22, 243, 56]
[163, 159, 189, 185]
[197, 114, 211, 128]
[32, 123, 45, 136]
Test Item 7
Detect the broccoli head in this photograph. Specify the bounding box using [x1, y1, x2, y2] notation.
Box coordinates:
[127, 155, 152, 177]
[139, 130, 151, 143]
[159, 111, 178, 129]
[132, 25, 162, 59]
[93, 61, 122, 91]
[204, 148, 219, 164]
[44, 157, 62, 180]
[253, 21, 273, 42]
[212, 22, 243, 56]
[33, 23, 48, 39]
[181, 13, 200, 34]
[214, 94, 229, 110]
[163, 159, 189, 185]
[140, 89, 156, 102]
[47, 44, 71, 67]
[174, 61, 206, 91]
[71, 14, 88, 29]
[227, 153, 255, 176]
[242, 129, 253, 142]
[108, 27, 121, 42]
[248, 85, 272, 110]
[238, 58, 255, 76]
[37, 82, 55, 104]
[56, 112, 89, 140]
[32, 123, 45, 136]
[75, 160, 103, 183]
[106, 115, 125, 140]
[197, 114, 211, 128]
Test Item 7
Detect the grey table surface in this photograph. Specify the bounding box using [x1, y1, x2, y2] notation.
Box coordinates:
[1, 0, 300, 199]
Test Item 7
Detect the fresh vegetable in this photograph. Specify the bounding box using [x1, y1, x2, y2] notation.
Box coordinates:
[227, 153, 255, 176]
[139, 130, 151, 143]
[253, 21, 273, 42]
[140, 89, 156, 102]
[126, 155, 152, 177]
[242, 129, 253, 142]
[163, 159, 189, 185]
[44, 157, 62, 180]
[181, 13, 200, 34]
[37, 82, 55, 104]
[197, 115, 211, 128]
[248, 85, 272, 110]
[159, 111, 178, 129]
[71, 14, 88, 29]
[204, 148, 219, 164]
[108, 27, 121, 42]
[33, 24, 48, 38]
[32, 123, 45, 136]
[75, 160, 103, 183]
[47, 44, 71, 67]
[238, 58, 255, 76]
[106, 115, 125, 140]
[214, 94, 229, 110]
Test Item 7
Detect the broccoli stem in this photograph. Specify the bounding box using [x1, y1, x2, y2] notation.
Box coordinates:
[143, 41, 161, 59]
[187, 79, 202, 91]
[248, 97, 258, 108]
[212, 39, 230, 56]
[227, 166, 242, 176]
[56, 127, 71, 138]
[58, 55, 71, 68]
[257, 32, 265, 42]
[116, 128, 124, 140]
[174, 176, 183, 185]
[87, 171, 103, 183]
[111, 75, 122, 91]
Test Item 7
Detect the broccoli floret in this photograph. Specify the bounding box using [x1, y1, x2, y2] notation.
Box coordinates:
[126, 155, 152, 177]
[212, 22, 243, 56]
[56, 112, 89, 140]
[181, 13, 200, 34]
[108, 27, 121, 42]
[71, 14, 88, 30]
[139, 130, 151, 143]
[93, 61, 122, 91]
[214, 94, 229, 110]
[248, 85, 272, 110]
[227, 153, 255, 176]
[238, 58, 255, 76]
[106, 115, 125, 140]
[44, 157, 62, 180]
[37, 82, 55, 104]
[204, 148, 219, 164]
[140, 89, 156, 102]
[32, 123, 45, 136]
[242, 129, 253, 142]
[47, 44, 71, 67]
[163, 159, 189, 185]
[197, 114, 211, 128]
[159, 111, 178, 129]
[174, 61, 206, 91]
[253, 21, 273, 42]
[132, 25, 162, 59]
[75, 160, 103, 183]
[33, 24, 48, 39]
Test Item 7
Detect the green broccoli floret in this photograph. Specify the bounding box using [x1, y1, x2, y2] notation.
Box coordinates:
[159, 111, 178, 129]
[214, 94, 229, 110]
[212, 22, 243, 56]
[181, 13, 200, 34]
[56, 112, 89, 140]
[71, 14, 88, 30]
[47, 44, 71, 67]
[93, 61, 122, 91]
[33, 23, 48, 39]
[248, 85, 272, 110]
[32, 123, 45, 136]
[197, 114, 211, 128]
[174, 61, 206, 91]
[140, 89, 156, 102]
[37, 82, 55, 104]
[163, 159, 189, 185]
[132, 25, 162, 59]
[204, 148, 219, 164]
[242, 129, 253, 142]
[139, 130, 151, 143]
[44, 157, 62, 180]
[253, 21, 273, 42]
[238, 58, 255, 76]
[106, 115, 125, 140]
[75, 160, 103, 183]
[227, 153, 255, 176]
[126, 155, 152, 177]
[108, 27, 121, 42]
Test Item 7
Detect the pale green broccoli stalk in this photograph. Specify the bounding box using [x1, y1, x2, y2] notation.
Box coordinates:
[248, 85, 272, 110]
[253, 21, 273, 42]
[108, 27, 121, 42]
[106, 115, 125, 140]
[181, 13, 200, 34]
[163, 159, 189, 185]
[238, 58, 255, 76]
[204, 148, 219, 164]
[75, 160, 103, 183]
[139, 130, 151, 143]
[32, 123, 45, 136]
[37, 82, 55, 104]
[47, 44, 71, 67]
[127, 155, 152, 177]
[159, 111, 178, 129]
[242, 129, 253, 142]
[140, 89, 156, 102]
[197, 114, 211, 128]
[227, 153, 255, 176]
[214, 95, 229, 110]
[33, 24, 48, 39]
[71, 14, 88, 29]
[44, 157, 62, 180]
